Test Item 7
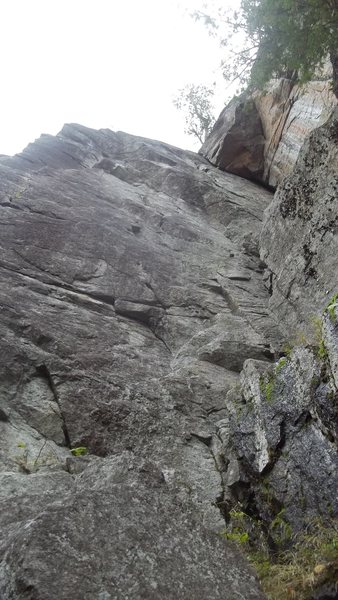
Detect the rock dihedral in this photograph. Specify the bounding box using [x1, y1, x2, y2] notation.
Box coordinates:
[214, 105, 338, 582]
[200, 67, 337, 188]
[0, 117, 337, 599]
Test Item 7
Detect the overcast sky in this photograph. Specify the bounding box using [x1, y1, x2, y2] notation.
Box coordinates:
[0, 0, 238, 156]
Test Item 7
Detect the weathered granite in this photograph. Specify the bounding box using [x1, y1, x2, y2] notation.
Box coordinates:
[0, 458, 264, 600]
[200, 66, 337, 187]
[0, 124, 275, 598]
[257, 66, 337, 187]
[261, 107, 338, 338]
[214, 341, 338, 539]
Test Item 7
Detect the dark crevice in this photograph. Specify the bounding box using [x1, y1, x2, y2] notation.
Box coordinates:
[151, 328, 172, 355]
[206, 406, 227, 416]
[0, 261, 116, 309]
[190, 432, 212, 447]
[114, 304, 172, 354]
[35, 364, 71, 448]
[144, 281, 167, 309]
[0, 407, 9, 422]
[294, 410, 312, 428]
[215, 492, 228, 521]
[0, 201, 23, 211]
[84, 290, 115, 306]
[260, 421, 287, 477]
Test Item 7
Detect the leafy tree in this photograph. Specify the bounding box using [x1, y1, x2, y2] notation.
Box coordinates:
[194, 0, 338, 96]
[173, 84, 215, 144]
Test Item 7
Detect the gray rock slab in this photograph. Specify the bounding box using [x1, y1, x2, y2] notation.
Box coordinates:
[0, 124, 275, 597]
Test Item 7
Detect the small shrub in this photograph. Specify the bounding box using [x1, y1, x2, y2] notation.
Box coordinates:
[317, 338, 328, 360]
[70, 446, 88, 457]
[325, 293, 338, 324]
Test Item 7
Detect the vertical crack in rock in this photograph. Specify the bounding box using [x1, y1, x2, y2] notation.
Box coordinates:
[35, 365, 71, 448]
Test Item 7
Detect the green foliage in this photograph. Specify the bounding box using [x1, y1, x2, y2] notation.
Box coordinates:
[240, 0, 338, 89]
[270, 509, 293, 545]
[279, 313, 328, 360]
[173, 84, 215, 144]
[222, 502, 338, 599]
[223, 531, 249, 544]
[220, 506, 255, 547]
[70, 446, 88, 456]
[324, 292, 338, 323]
[259, 373, 275, 402]
[317, 338, 328, 360]
[250, 518, 338, 600]
[194, 0, 338, 93]
[275, 357, 287, 373]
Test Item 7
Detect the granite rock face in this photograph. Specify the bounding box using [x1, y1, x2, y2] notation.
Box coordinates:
[0, 124, 274, 599]
[200, 67, 337, 188]
[261, 107, 338, 337]
[0, 115, 337, 598]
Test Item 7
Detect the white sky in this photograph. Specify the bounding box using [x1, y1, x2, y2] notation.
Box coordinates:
[0, 0, 238, 156]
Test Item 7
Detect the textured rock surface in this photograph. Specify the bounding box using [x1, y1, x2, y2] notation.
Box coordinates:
[200, 68, 337, 187]
[1, 114, 337, 598]
[0, 458, 264, 600]
[215, 341, 338, 537]
[261, 107, 338, 337]
[199, 96, 265, 181]
[0, 124, 275, 598]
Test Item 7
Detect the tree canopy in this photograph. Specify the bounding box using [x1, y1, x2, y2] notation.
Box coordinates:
[241, 0, 338, 88]
[194, 0, 338, 95]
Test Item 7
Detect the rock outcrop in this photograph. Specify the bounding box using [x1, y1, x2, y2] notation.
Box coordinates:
[0, 114, 337, 599]
[200, 66, 337, 188]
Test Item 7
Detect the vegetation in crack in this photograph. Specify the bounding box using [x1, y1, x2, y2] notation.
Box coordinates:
[324, 292, 338, 324]
[259, 372, 275, 403]
[222, 509, 338, 600]
[70, 446, 88, 457]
